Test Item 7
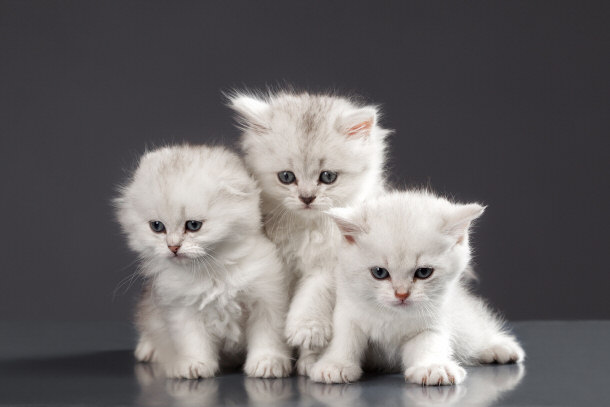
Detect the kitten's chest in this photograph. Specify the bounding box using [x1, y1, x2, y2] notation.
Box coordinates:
[355, 302, 430, 345]
[198, 286, 246, 344]
[157, 275, 246, 336]
[266, 216, 340, 273]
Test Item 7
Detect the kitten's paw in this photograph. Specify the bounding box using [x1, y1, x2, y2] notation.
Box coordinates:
[296, 352, 319, 376]
[309, 360, 363, 383]
[166, 358, 218, 379]
[134, 339, 157, 363]
[479, 339, 525, 364]
[244, 353, 292, 378]
[404, 362, 466, 386]
[285, 320, 332, 350]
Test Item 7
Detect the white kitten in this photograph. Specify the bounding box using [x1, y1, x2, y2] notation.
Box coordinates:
[229, 91, 390, 374]
[115, 144, 291, 379]
[310, 190, 525, 385]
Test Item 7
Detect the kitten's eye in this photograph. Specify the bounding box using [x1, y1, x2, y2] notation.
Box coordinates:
[185, 220, 203, 231]
[277, 171, 296, 184]
[414, 267, 434, 279]
[319, 171, 338, 184]
[149, 221, 166, 233]
[370, 266, 390, 280]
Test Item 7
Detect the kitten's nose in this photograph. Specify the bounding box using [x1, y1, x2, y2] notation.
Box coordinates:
[395, 291, 410, 301]
[168, 245, 180, 254]
[299, 195, 316, 205]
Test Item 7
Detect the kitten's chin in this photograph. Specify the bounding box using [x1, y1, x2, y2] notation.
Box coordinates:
[165, 254, 203, 264]
[390, 300, 412, 308]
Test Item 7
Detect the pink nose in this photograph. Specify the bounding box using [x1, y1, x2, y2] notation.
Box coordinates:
[395, 291, 409, 301]
[168, 245, 180, 254]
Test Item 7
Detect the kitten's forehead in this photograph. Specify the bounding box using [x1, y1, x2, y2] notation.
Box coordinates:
[126, 145, 250, 221]
[271, 95, 337, 131]
[238, 92, 387, 198]
[130, 172, 212, 220]
[359, 193, 454, 264]
[251, 101, 369, 172]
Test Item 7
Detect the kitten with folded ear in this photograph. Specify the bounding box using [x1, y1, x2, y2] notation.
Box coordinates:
[310, 190, 525, 385]
[228, 90, 390, 375]
[115, 144, 291, 379]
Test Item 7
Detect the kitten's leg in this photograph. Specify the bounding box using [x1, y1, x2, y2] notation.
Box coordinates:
[402, 330, 466, 386]
[164, 308, 219, 379]
[477, 332, 525, 364]
[243, 294, 292, 378]
[452, 294, 525, 364]
[285, 272, 334, 350]
[134, 287, 161, 363]
[309, 315, 366, 383]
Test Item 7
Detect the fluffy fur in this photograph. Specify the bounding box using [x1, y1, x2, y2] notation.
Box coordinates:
[115, 144, 291, 379]
[228, 90, 390, 374]
[310, 190, 525, 385]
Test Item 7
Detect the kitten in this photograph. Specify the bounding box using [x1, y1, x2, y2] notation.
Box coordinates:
[228, 91, 390, 374]
[309, 190, 525, 385]
[115, 144, 291, 379]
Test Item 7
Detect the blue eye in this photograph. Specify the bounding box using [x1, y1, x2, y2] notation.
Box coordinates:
[414, 267, 434, 279]
[149, 221, 166, 233]
[185, 220, 203, 231]
[319, 171, 337, 184]
[370, 267, 390, 280]
[277, 171, 296, 184]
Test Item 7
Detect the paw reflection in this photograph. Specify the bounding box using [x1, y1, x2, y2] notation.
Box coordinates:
[134, 363, 219, 407]
[403, 363, 525, 406]
[244, 377, 292, 406]
[135, 363, 292, 407]
[134, 360, 525, 407]
[403, 383, 467, 405]
[165, 379, 219, 406]
[297, 376, 363, 407]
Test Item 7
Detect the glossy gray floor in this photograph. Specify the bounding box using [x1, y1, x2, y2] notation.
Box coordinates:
[0, 321, 608, 406]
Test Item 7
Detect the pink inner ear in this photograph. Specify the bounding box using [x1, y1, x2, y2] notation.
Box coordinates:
[347, 120, 372, 136]
[344, 235, 356, 244]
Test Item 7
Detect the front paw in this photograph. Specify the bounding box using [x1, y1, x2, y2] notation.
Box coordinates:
[479, 339, 525, 364]
[404, 361, 466, 386]
[296, 351, 319, 376]
[309, 359, 363, 383]
[166, 358, 218, 379]
[285, 320, 332, 349]
[134, 339, 157, 363]
[244, 353, 292, 378]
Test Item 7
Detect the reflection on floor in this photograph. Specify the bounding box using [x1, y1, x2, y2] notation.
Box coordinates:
[134, 362, 525, 407]
[2, 321, 610, 406]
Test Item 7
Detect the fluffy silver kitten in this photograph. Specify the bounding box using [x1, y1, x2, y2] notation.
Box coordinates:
[229, 91, 390, 374]
[115, 145, 291, 379]
[310, 190, 525, 385]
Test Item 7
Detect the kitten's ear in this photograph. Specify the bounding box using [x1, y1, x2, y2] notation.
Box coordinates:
[228, 94, 270, 133]
[338, 106, 378, 138]
[442, 203, 486, 244]
[326, 207, 367, 244]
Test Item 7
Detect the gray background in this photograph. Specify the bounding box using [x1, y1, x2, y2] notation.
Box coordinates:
[1, 1, 608, 322]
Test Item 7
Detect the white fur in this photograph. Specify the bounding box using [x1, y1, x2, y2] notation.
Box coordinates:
[229, 91, 390, 374]
[310, 190, 525, 385]
[115, 144, 291, 379]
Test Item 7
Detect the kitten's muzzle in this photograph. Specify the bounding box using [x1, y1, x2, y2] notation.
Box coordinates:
[299, 195, 316, 206]
[168, 245, 180, 255]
